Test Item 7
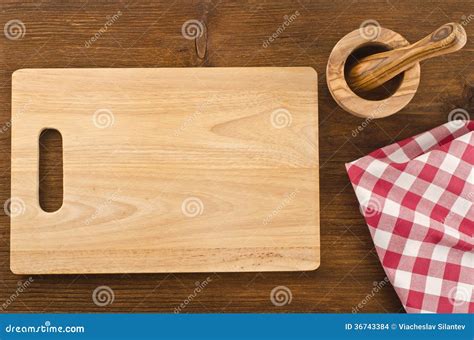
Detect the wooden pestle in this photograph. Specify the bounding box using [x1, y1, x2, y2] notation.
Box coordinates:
[347, 23, 467, 92]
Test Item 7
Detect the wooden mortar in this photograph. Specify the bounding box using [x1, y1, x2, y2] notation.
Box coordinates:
[326, 23, 467, 119]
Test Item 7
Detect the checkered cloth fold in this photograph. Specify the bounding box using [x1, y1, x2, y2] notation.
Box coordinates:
[346, 121, 473, 313]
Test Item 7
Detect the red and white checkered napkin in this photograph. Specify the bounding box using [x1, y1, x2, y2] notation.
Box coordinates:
[346, 121, 473, 313]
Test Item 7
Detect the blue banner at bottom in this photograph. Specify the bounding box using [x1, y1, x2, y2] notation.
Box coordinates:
[0, 313, 472, 339]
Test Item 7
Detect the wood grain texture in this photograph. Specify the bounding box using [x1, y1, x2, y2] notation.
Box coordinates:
[11, 67, 319, 274]
[0, 0, 473, 313]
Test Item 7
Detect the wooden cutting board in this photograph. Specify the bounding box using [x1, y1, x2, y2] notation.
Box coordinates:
[10, 67, 319, 274]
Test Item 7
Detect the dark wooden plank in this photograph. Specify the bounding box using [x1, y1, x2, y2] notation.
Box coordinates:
[0, 0, 472, 313]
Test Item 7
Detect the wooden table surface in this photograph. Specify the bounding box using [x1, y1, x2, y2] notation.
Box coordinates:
[0, 0, 472, 313]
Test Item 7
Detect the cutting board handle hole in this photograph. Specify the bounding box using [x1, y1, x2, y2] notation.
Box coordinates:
[39, 128, 63, 212]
